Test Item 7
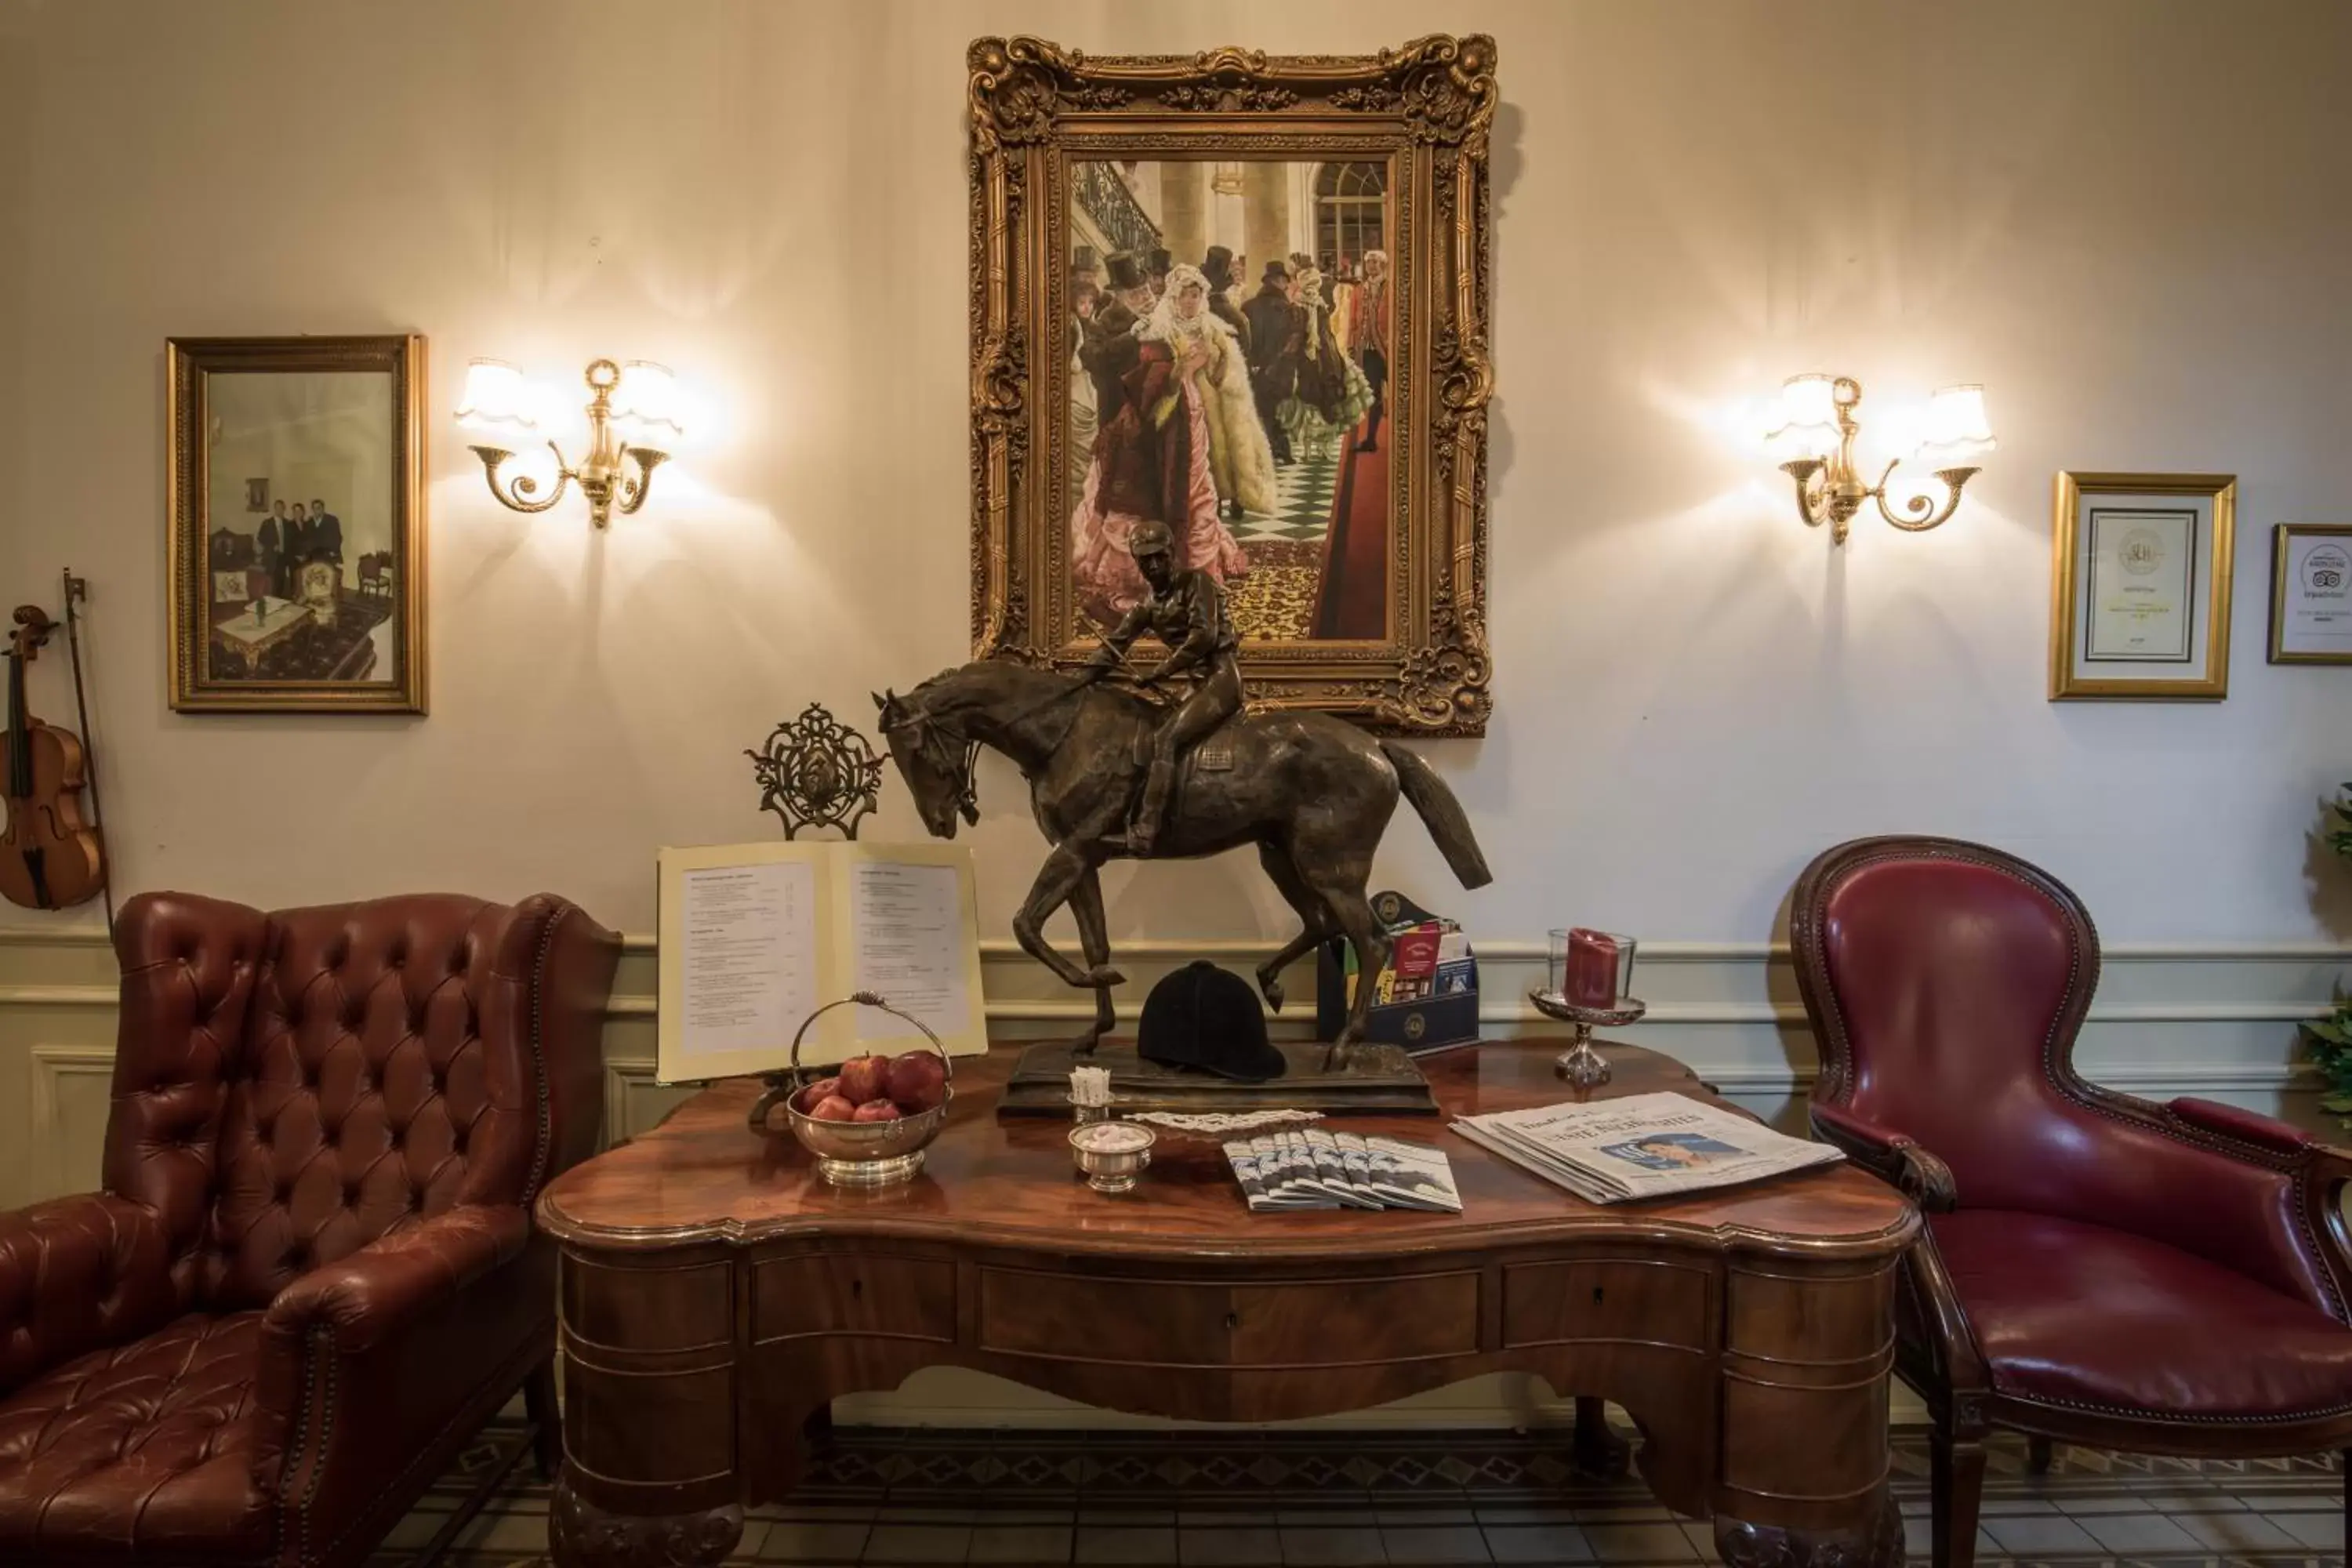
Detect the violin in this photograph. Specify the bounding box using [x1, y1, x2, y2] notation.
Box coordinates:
[1, 604, 106, 910]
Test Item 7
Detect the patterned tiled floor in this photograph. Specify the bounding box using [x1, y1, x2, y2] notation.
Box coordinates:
[1229, 441, 1340, 546]
[376, 1421, 2346, 1566]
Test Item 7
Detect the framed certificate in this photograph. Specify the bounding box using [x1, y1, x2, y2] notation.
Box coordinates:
[2270, 524, 2352, 664]
[2049, 472, 2235, 700]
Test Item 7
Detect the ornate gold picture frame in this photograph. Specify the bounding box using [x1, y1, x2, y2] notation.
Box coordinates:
[2049, 470, 2234, 701]
[167, 334, 426, 713]
[967, 36, 1496, 735]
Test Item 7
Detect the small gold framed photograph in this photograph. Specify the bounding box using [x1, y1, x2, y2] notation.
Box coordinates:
[2049, 471, 2234, 701]
[166, 333, 426, 713]
[2269, 523, 2352, 665]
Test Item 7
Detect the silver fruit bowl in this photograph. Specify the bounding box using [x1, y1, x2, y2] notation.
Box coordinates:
[750, 992, 956, 1188]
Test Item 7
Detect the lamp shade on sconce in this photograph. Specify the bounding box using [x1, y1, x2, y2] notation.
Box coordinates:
[1764, 372, 1989, 543]
[608, 360, 684, 446]
[1765, 373, 1841, 463]
[1915, 384, 1997, 468]
[458, 353, 680, 528]
[454, 358, 538, 437]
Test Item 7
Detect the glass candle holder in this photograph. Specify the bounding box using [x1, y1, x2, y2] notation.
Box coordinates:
[1549, 929, 1636, 1007]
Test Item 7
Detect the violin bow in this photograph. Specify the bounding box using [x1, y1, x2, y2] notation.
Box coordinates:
[60, 570, 111, 928]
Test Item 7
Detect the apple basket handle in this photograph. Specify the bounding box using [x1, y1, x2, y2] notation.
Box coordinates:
[748, 990, 953, 1135]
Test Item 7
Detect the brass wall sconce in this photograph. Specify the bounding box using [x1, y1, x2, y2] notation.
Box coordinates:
[1766, 375, 1995, 545]
[455, 357, 683, 528]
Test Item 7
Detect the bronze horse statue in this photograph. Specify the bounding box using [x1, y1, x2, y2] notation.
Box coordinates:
[877, 659, 1491, 1051]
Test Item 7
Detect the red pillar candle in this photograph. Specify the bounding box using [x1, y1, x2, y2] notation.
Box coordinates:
[1566, 928, 1620, 1007]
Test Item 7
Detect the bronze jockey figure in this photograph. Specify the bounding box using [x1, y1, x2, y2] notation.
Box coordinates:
[1077, 520, 1246, 855]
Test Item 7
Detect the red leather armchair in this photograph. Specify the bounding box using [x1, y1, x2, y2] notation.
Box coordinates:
[1791, 837, 2352, 1568]
[0, 890, 619, 1566]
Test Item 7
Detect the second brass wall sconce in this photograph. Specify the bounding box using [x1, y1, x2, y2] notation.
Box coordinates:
[1766, 375, 1996, 545]
[456, 357, 683, 528]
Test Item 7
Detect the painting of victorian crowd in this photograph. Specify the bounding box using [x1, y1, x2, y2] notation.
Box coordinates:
[1065, 159, 1396, 643]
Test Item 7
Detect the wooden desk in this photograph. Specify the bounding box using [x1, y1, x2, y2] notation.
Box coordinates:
[537, 1044, 1916, 1568]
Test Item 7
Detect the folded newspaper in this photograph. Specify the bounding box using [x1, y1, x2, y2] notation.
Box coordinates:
[1225, 1128, 1462, 1213]
[1450, 1091, 1840, 1203]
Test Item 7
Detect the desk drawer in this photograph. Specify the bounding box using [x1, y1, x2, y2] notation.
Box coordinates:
[1232, 1274, 1477, 1365]
[753, 1252, 956, 1343]
[978, 1269, 1479, 1367]
[1501, 1259, 1711, 1349]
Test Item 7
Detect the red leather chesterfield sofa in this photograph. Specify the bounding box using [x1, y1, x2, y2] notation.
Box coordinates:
[1792, 837, 2352, 1568]
[0, 890, 619, 1566]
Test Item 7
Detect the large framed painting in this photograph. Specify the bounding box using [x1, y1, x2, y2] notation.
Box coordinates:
[167, 334, 426, 713]
[967, 36, 1497, 735]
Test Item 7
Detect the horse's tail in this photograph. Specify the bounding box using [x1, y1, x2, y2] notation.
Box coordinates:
[1380, 742, 1493, 890]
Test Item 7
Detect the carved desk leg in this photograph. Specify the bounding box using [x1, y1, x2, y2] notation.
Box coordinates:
[1715, 1486, 1902, 1568]
[1714, 1254, 1904, 1568]
[550, 1247, 742, 1568]
[551, 1476, 742, 1568]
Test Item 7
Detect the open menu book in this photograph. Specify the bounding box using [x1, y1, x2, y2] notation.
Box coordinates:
[655, 841, 987, 1083]
[1450, 1091, 1841, 1204]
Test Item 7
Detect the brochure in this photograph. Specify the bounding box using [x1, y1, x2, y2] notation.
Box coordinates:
[1225, 1131, 1462, 1213]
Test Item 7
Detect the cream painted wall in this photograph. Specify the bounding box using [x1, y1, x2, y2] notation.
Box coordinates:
[0, 0, 2344, 952]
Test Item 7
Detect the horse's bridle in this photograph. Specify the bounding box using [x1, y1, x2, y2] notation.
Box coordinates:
[880, 701, 983, 826]
[884, 676, 1147, 823]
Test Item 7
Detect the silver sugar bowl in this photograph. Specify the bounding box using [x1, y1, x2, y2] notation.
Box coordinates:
[1069, 1120, 1156, 1194]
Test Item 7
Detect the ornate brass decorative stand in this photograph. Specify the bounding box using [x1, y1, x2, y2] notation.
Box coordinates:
[746, 702, 885, 840]
[1528, 992, 1647, 1088]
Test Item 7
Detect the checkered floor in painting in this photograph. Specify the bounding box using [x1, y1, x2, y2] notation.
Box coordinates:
[376, 1420, 2345, 1566]
[1229, 442, 1339, 547]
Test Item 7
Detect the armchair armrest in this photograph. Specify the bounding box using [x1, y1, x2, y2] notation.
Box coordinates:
[1810, 1101, 1958, 1213]
[0, 1192, 179, 1399]
[2167, 1096, 2311, 1154]
[259, 1204, 530, 1354]
[251, 1205, 537, 1528]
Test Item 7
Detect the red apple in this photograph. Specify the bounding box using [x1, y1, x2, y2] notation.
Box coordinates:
[808, 1094, 857, 1122]
[793, 1076, 842, 1115]
[837, 1054, 890, 1105]
[851, 1098, 902, 1123]
[885, 1051, 948, 1113]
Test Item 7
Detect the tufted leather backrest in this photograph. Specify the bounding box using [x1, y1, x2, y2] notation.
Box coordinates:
[102, 890, 619, 1315]
[1792, 837, 2343, 1315]
[105, 892, 272, 1309]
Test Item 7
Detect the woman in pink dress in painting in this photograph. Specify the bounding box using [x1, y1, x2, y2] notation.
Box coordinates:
[1069, 257, 1249, 628]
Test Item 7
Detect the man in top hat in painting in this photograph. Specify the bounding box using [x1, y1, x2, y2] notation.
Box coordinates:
[1146, 247, 1172, 299]
[1200, 245, 1251, 358]
[1079, 251, 1155, 423]
[1242, 259, 1295, 465]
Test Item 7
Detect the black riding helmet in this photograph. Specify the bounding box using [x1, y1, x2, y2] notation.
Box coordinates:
[1137, 961, 1287, 1082]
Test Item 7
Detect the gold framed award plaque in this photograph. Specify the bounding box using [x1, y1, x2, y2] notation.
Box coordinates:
[2269, 523, 2352, 665]
[2049, 471, 2234, 701]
